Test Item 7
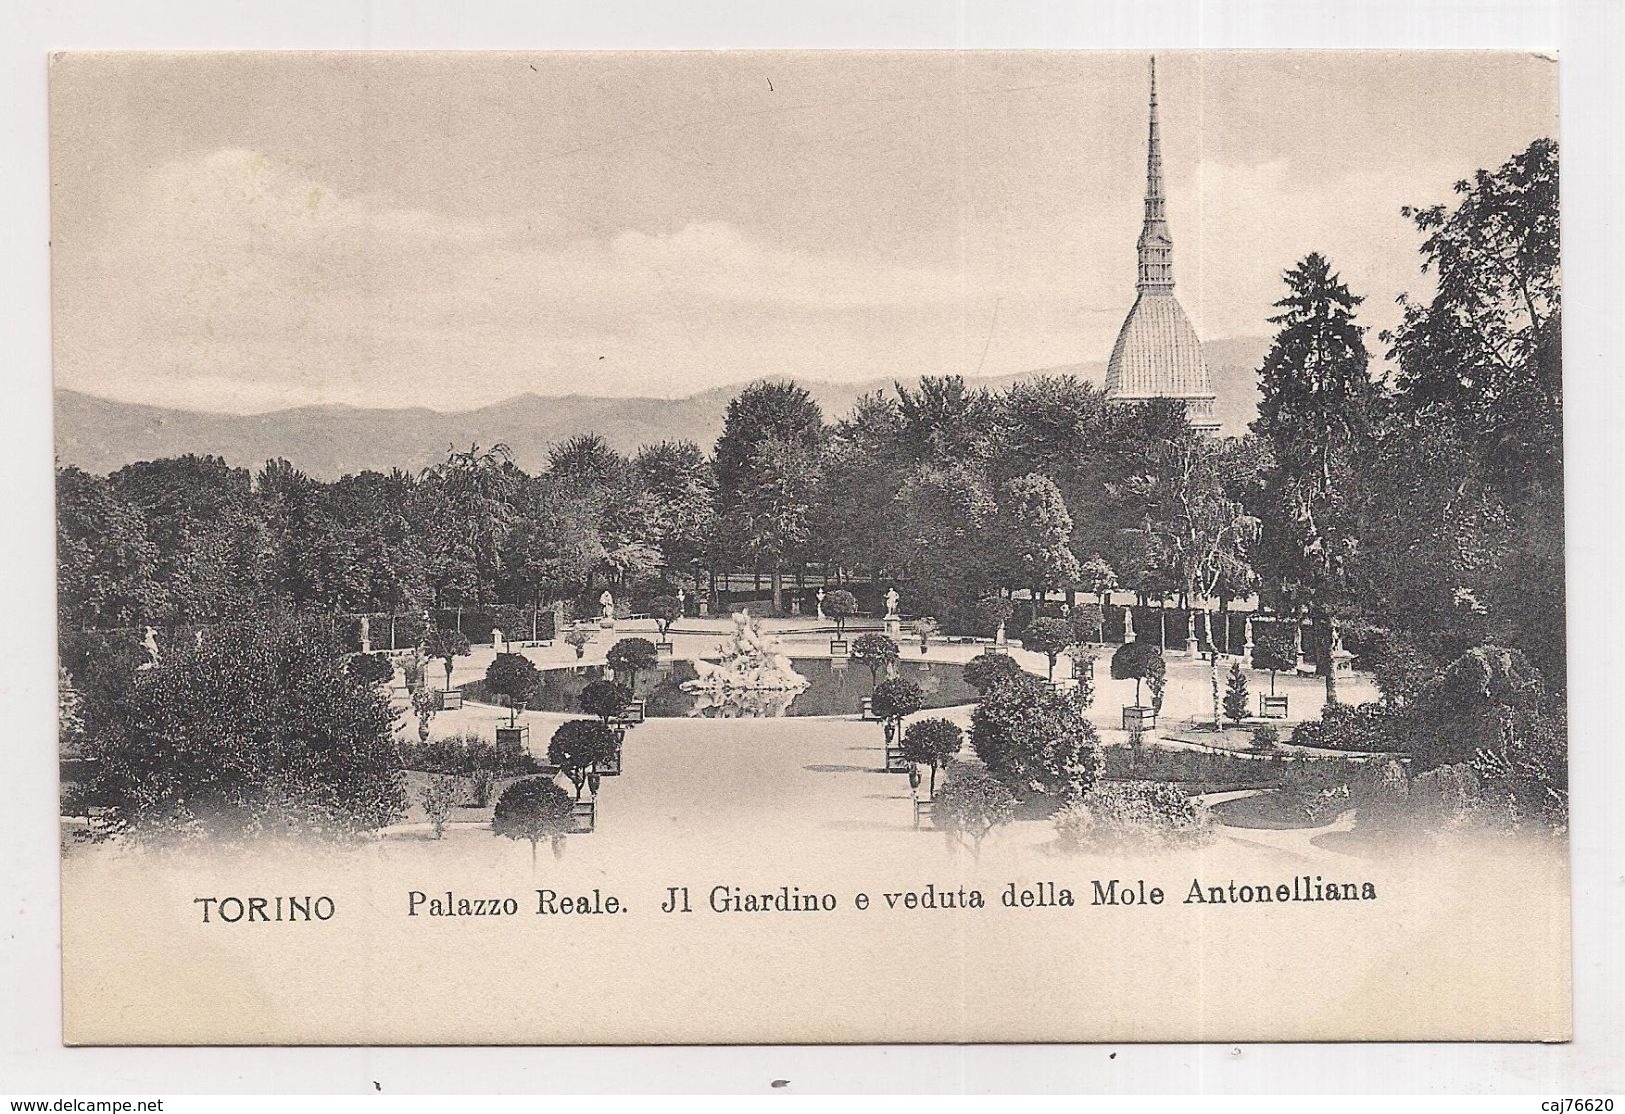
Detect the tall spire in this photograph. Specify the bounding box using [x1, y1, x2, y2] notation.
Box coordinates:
[1136, 55, 1175, 292]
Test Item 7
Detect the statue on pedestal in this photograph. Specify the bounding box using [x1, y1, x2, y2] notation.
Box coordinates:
[492, 626, 505, 652]
[815, 587, 825, 620]
[599, 590, 615, 629]
[141, 626, 160, 669]
[1123, 607, 1136, 643]
[885, 587, 900, 618]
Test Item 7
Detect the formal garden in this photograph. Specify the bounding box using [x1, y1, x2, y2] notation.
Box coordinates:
[55, 139, 1566, 864]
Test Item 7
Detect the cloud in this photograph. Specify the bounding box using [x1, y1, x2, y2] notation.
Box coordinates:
[54, 148, 1006, 411]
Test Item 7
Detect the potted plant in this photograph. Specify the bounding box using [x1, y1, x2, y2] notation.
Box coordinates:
[485, 651, 540, 754]
[850, 632, 900, 694]
[1023, 616, 1074, 682]
[648, 595, 682, 656]
[1111, 640, 1165, 732]
[1252, 625, 1296, 719]
[564, 626, 591, 660]
[825, 589, 858, 655]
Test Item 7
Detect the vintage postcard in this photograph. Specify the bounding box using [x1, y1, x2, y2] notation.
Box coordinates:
[51, 50, 1568, 1045]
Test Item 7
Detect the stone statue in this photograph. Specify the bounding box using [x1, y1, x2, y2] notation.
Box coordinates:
[141, 626, 160, 668]
[815, 588, 826, 620]
[492, 626, 504, 652]
[995, 620, 1007, 647]
[359, 614, 371, 654]
[677, 587, 687, 614]
[1123, 608, 1135, 643]
[599, 590, 615, 628]
[885, 587, 900, 618]
[681, 608, 808, 699]
[1330, 623, 1345, 654]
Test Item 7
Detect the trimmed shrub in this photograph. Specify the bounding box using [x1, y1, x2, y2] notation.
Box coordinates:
[606, 637, 658, 689]
[933, 771, 1017, 859]
[963, 651, 1025, 693]
[345, 652, 394, 687]
[579, 678, 633, 723]
[851, 633, 901, 688]
[484, 652, 540, 726]
[1023, 616, 1074, 680]
[548, 719, 619, 800]
[1223, 662, 1250, 724]
[900, 718, 963, 794]
[1110, 640, 1166, 706]
[492, 777, 575, 865]
[1054, 781, 1214, 852]
[871, 677, 925, 727]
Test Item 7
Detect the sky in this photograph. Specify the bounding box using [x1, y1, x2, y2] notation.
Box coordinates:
[49, 51, 1558, 413]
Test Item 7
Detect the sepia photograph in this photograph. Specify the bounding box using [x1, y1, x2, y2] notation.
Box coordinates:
[47, 47, 1573, 1047]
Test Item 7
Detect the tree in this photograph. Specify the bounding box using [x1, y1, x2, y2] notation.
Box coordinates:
[1127, 432, 1260, 611]
[484, 652, 540, 727]
[971, 679, 1100, 798]
[420, 775, 458, 839]
[962, 651, 1024, 694]
[1223, 662, 1251, 724]
[424, 626, 471, 693]
[824, 589, 858, 638]
[1078, 555, 1118, 611]
[736, 438, 822, 613]
[850, 632, 900, 689]
[633, 441, 717, 579]
[647, 595, 682, 641]
[1023, 616, 1073, 681]
[1068, 603, 1104, 650]
[1110, 641, 1165, 707]
[55, 466, 162, 629]
[605, 637, 658, 691]
[933, 772, 1017, 860]
[1251, 625, 1297, 696]
[548, 719, 619, 800]
[901, 718, 963, 795]
[975, 595, 1015, 639]
[997, 473, 1082, 622]
[870, 677, 924, 735]
[82, 620, 404, 839]
[579, 678, 632, 724]
[1251, 253, 1379, 700]
[492, 777, 575, 865]
[714, 380, 825, 606]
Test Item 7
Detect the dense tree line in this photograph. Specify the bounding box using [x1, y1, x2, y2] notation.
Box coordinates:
[58, 140, 1564, 709]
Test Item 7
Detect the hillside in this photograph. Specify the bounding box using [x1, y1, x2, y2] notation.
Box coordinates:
[55, 336, 1267, 478]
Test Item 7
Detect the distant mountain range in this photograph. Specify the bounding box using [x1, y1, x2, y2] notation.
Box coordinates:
[54, 336, 1268, 478]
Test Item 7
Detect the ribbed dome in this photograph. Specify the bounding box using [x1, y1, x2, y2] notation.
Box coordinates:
[1104, 290, 1214, 404]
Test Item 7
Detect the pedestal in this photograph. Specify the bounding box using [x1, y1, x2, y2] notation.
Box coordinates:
[1185, 637, 1200, 658]
[656, 641, 674, 658]
[495, 724, 529, 758]
[884, 617, 901, 641]
[1331, 649, 1355, 675]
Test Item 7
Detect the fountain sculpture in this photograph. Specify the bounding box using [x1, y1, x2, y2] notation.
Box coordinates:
[681, 610, 808, 716]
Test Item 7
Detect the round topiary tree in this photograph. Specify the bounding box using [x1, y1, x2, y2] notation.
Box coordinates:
[547, 719, 619, 800]
[492, 777, 575, 865]
[900, 717, 963, 795]
[1111, 640, 1166, 707]
[824, 589, 859, 638]
[1068, 602, 1104, 648]
[484, 652, 540, 727]
[1023, 616, 1074, 681]
[933, 771, 1017, 860]
[579, 678, 632, 724]
[871, 676, 925, 735]
[851, 632, 901, 689]
[606, 637, 658, 691]
[647, 595, 682, 641]
[425, 626, 472, 692]
[1252, 624, 1297, 695]
[963, 651, 1024, 694]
